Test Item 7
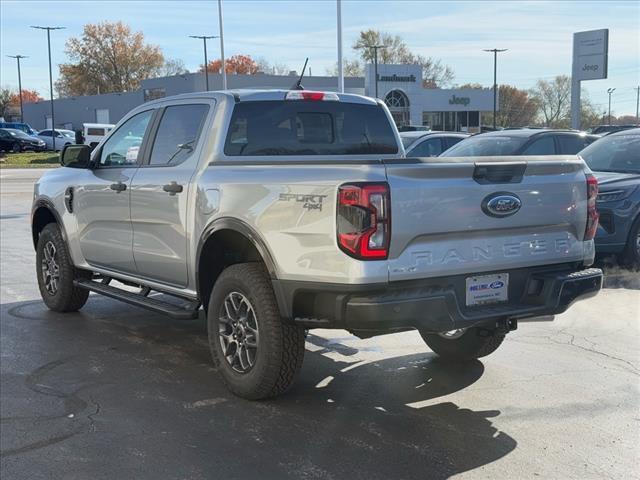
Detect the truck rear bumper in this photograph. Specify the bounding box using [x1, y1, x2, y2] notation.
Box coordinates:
[273, 264, 602, 334]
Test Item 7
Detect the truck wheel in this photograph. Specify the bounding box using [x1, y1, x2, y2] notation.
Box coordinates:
[419, 327, 505, 361]
[36, 223, 90, 312]
[621, 217, 640, 269]
[207, 263, 305, 400]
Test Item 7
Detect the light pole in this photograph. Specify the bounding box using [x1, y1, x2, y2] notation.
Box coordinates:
[7, 55, 28, 123]
[31, 25, 65, 151]
[483, 48, 507, 129]
[190, 35, 218, 91]
[634, 86, 639, 124]
[607, 87, 615, 125]
[336, 0, 343, 93]
[217, 0, 227, 90]
[356, 44, 386, 98]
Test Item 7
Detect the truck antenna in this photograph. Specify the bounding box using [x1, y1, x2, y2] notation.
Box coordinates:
[293, 58, 309, 90]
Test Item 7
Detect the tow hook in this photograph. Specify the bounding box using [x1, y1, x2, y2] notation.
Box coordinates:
[496, 318, 518, 334]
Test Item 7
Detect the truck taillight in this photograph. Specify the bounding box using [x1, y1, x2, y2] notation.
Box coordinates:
[337, 183, 390, 260]
[584, 174, 599, 241]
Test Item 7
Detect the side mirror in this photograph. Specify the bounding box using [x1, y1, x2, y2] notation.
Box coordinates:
[60, 144, 91, 168]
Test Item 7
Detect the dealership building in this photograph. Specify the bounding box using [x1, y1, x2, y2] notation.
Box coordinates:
[22, 64, 495, 133]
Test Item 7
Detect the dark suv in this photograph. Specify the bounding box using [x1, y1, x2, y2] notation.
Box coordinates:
[440, 129, 599, 157]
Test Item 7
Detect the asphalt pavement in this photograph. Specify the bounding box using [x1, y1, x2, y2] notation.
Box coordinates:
[1, 169, 639, 480]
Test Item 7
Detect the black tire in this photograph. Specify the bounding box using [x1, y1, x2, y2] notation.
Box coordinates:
[11, 143, 21, 153]
[419, 327, 505, 362]
[207, 263, 305, 400]
[36, 223, 90, 312]
[620, 216, 640, 269]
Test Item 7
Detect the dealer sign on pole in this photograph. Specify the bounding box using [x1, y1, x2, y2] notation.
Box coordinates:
[571, 29, 609, 129]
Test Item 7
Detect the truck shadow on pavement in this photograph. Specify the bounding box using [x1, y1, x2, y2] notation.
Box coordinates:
[1, 297, 517, 480]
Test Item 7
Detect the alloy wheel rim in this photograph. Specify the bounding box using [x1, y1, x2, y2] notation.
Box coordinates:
[438, 328, 467, 340]
[635, 231, 640, 256]
[41, 241, 60, 295]
[218, 291, 259, 373]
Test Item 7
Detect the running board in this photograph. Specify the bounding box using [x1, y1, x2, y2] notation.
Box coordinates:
[74, 279, 200, 320]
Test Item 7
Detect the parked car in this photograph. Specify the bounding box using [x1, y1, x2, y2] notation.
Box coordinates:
[83, 123, 115, 149]
[440, 129, 599, 157]
[32, 90, 602, 400]
[0, 128, 46, 152]
[37, 129, 76, 151]
[579, 128, 640, 266]
[0, 122, 38, 136]
[590, 125, 639, 135]
[400, 131, 469, 157]
[398, 125, 430, 132]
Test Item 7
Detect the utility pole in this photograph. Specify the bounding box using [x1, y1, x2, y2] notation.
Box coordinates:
[218, 0, 227, 90]
[483, 48, 507, 129]
[7, 55, 28, 123]
[356, 44, 386, 98]
[189, 35, 218, 91]
[31, 25, 65, 151]
[635, 86, 639, 124]
[337, 0, 344, 93]
[607, 87, 615, 125]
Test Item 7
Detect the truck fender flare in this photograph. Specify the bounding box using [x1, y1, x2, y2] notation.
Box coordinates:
[196, 218, 291, 317]
[31, 198, 68, 250]
[196, 217, 279, 281]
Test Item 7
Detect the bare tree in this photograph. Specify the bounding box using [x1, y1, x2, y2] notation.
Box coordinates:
[255, 57, 291, 75]
[530, 75, 571, 127]
[159, 58, 189, 77]
[352, 30, 454, 87]
[325, 58, 364, 77]
[0, 88, 13, 119]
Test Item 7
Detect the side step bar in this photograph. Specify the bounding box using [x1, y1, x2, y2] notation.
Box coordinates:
[75, 279, 200, 320]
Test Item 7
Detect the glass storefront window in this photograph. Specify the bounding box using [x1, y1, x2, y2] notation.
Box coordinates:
[423, 111, 482, 132]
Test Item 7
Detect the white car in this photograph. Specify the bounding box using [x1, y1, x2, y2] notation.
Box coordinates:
[37, 129, 76, 151]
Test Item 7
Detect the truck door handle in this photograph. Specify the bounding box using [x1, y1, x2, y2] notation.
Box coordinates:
[163, 182, 183, 196]
[110, 182, 127, 192]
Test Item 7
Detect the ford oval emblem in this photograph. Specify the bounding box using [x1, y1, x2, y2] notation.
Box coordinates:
[482, 193, 522, 218]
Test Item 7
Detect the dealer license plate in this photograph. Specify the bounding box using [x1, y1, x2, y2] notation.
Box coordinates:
[465, 273, 509, 306]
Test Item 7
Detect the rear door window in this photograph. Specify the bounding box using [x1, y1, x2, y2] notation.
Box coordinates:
[521, 136, 556, 155]
[224, 100, 398, 156]
[148, 104, 209, 166]
[409, 138, 443, 157]
[557, 135, 590, 154]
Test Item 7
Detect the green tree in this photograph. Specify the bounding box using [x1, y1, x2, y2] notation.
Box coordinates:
[56, 21, 164, 97]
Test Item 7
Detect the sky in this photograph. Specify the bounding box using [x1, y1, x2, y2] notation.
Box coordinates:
[1, 0, 639, 116]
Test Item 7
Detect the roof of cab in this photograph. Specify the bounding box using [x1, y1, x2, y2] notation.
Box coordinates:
[143, 89, 379, 106]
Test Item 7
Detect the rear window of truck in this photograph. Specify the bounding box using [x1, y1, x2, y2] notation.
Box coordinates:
[224, 101, 398, 156]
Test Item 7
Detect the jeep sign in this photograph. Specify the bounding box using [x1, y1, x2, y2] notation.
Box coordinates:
[449, 95, 471, 106]
[572, 29, 608, 81]
[570, 28, 609, 129]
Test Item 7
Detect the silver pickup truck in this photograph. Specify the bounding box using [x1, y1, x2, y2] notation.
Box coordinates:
[32, 90, 602, 399]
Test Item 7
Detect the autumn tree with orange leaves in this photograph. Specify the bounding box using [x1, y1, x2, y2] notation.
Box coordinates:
[10, 89, 44, 105]
[199, 55, 260, 75]
[56, 21, 164, 97]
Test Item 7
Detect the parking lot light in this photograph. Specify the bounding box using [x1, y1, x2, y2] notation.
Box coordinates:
[6, 55, 28, 123]
[189, 35, 219, 91]
[30, 25, 65, 151]
[483, 48, 508, 129]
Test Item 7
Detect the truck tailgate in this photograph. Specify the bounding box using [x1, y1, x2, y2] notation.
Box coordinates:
[385, 156, 590, 281]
